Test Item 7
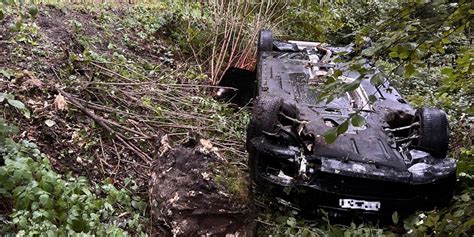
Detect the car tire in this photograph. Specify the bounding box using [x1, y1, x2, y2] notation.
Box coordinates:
[246, 96, 283, 148]
[412, 108, 449, 158]
[258, 29, 273, 52]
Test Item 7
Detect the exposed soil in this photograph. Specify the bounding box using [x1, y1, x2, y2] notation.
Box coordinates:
[149, 143, 255, 236]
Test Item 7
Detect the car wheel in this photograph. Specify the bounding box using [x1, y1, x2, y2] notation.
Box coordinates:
[258, 29, 273, 52]
[246, 96, 283, 148]
[412, 108, 449, 158]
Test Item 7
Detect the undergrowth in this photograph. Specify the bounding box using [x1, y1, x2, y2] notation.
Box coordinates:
[0, 119, 147, 235]
[0, 1, 472, 236]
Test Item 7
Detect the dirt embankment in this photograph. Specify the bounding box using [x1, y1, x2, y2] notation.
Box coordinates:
[1, 4, 253, 235]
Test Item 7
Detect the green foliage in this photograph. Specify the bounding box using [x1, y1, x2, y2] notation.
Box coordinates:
[282, 0, 399, 43]
[0, 119, 148, 235]
[356, 1, 473, 111]
[403, 183, 474, 236]
[0, 93, 30, 118]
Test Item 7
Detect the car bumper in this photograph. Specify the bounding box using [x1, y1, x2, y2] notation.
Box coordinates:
[248, 141, 456, 218]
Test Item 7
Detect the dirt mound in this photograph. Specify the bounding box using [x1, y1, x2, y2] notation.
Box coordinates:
[149, 142, 255, 236]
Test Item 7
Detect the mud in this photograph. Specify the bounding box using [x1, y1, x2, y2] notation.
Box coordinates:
[149, 144, 255, 236]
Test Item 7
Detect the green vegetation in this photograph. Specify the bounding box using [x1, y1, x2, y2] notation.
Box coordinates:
[0, 119, 147, 235]
[0, 0, 472, 236]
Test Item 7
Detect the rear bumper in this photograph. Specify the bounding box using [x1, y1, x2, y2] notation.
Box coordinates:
[248, 141, 456, 218]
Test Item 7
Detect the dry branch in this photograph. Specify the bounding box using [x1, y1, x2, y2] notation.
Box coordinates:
[58, 88, 152, 164]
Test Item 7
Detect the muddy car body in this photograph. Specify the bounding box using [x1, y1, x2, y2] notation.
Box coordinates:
[246, 30, 456, 219]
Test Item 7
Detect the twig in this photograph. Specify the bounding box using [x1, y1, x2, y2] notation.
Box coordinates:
[58, 88, 152, 164]
[112, 140, 122, 176]
[98, 136, 107, 174]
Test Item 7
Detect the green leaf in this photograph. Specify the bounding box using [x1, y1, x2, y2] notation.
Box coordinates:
[0, 93, 5, 103]
[0, 69, 12, 79]
[333, 70, 342, 77]
[351, 114, 366, 127]
[82, 187, 92, 196]
[399, 50, 410, 59]
[440, 67, 453, 76]
[323, 128, 338, 144]
[286, 217, 297, 228]
[405, 63, 416, 77]
[368, 95, 377, 103]
[8, 23, 18, 32]
[389, 51, 398, 58]
[370, 73, 384, 87]
[337, 120, 349, 135]
[7, 99, 25, 109]
[441, 38, 450, 44]
[39, 194, 49, 206]
[392, 211, 399, 224]
[344, 80, 361, 92]
[22, 108, 30, 119]
[0, 10, 4, 21]
[28, 5, 38, 18]
[460, 193, 471, 202]
[362, 45, 382, 57]
[453, 209, 464, 217]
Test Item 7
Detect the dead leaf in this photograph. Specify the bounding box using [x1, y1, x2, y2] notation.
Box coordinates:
[200, 139, 213, 150]
[199, 139, 225, 161]
[54, 94, 67, 111]
[23, 70, 43, 88]
[159, 134, 172, 156]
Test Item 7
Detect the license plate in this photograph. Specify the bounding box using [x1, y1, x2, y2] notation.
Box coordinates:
[339, 199, 381, 211]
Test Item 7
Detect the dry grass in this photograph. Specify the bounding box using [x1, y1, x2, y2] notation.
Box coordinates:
[181, 0, 287, 84]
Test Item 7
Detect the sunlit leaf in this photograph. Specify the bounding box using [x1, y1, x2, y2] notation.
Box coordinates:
[39, 194, 49, 206]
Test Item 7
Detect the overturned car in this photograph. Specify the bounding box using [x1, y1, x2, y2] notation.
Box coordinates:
[246, 30, 456, 219]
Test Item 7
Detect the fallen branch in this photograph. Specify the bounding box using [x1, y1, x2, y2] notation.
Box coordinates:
[58, 88, 152, 164]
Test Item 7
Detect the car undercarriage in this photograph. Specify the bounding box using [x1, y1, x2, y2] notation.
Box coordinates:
[245, 30, 457, 219]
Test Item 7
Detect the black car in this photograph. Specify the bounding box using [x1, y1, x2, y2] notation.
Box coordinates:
[246, 30, 456, 220]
